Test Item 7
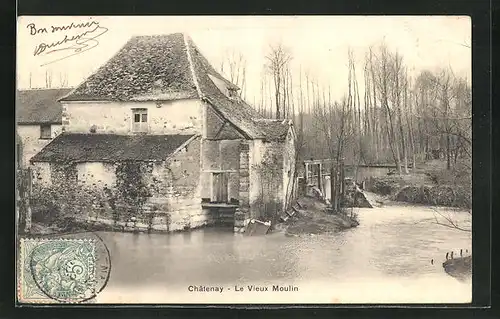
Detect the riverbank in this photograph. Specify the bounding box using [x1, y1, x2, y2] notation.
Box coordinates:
[23, 219, 124, 236]
[25, 218, 212, 236]
[366, 160, 471, 209]
[278, 196, 359, 236]
[443, 255, 472, 281]
[24, 201, 471, 303]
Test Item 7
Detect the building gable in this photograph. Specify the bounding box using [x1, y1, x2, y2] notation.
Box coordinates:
[57, 33, 293, 143]
[205, 103, 226, 138]
[205, 104, 245, 140]
[216, 123, 245, 140]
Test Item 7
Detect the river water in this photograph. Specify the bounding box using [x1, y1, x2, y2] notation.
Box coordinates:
[95, 204, 472, 304]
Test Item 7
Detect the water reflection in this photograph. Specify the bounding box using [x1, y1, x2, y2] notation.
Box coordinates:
[96, 204, 472, 303]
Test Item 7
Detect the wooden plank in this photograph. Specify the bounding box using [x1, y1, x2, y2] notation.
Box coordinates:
[280, 215, 289, 222]
[245, 219, 271, 236]
[221, 173, 228, 202]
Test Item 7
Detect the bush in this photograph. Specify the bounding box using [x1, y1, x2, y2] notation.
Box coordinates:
[429, 185, 455, 206]
[430, 185, 471, 208]
[394, 184, 471, 208]
[30, 184, 110, 225]
[395, 186, 420, 203]
[426, 164, 471, 190]
[368, 176, 404, 196]
[30, 186, 61, 224]
[395, 185, 432, 204]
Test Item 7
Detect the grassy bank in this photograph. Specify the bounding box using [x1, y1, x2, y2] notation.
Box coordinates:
[279, 196, 359, 236]
[367, 160, 471, 209]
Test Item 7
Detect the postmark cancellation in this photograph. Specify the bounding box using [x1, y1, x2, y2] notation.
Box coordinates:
[18, 238, 97, 303]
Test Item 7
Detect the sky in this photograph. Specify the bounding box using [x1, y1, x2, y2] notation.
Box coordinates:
[17, 16, 471, 104]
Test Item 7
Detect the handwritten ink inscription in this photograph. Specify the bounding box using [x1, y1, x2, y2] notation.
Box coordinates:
[27, 20, 108, 66]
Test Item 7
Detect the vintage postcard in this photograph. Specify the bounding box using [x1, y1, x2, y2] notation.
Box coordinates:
[16, 16, 472, 304]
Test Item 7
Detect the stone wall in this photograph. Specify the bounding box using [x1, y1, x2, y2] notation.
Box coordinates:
[238, 142, 250, 210]
[62, 99, 202, 135]
[282, 128, 297, 211]
[344, 166, 393, 183]
[77, 162, 116, 187]
[249, 140, 286, 221]
[30, 136, 213, 232]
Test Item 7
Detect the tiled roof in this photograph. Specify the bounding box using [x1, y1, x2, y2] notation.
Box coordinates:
[17, 88, 72, 124]
[31, 133, 196, 163]
[182, 38, 262, 139]
[60, 34, 198, 102]
[252, 119, 291, 142]
[60, 33, 293, 142]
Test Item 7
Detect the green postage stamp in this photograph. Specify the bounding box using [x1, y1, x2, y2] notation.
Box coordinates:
[18, 238, 97, 303]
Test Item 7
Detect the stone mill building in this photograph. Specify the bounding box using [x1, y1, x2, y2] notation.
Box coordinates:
[30, 33, 297, 232]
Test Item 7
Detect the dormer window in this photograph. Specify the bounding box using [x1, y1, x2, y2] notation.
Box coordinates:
[208, 74, 239, 100]
[132, 108, 148, 133]
[227, 88, 239, 100]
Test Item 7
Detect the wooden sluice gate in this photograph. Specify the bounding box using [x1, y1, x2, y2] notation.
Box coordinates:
[299, 158, 378, 209]
[301, 158, 343, 204]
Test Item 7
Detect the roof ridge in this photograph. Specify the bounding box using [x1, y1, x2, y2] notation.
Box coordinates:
[130, 32, 185, 39]
[183, 34, 203, 99]
[57, 36, 139, 102]
[59, 33, 198, 102]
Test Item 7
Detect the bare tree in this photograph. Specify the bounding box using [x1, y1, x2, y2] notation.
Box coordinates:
[313, 86, 353, 211]
[413, 68, 471, 169]
[298, 65, 304, 136]
[432, 207, 471, 233]
[404, 72, 418, 170]
[391, 52, 409, 174]
[259, 71, 265, 116]
[59, 72, 69, 87]
[368, 47, 381, 162]
[265, 43, 292, 119]
[45, 70, 53, 88]
[220, 49, 248, 99]
[371, 44, 402, 173]
[348, 49, 364, 167]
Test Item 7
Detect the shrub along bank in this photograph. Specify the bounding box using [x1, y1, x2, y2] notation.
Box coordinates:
[366, 163, 471, 209]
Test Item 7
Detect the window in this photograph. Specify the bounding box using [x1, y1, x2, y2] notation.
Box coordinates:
[211, 172, 229, 203]
[132, 108, 148, 133]
[40, 124, 51, 139]
[227, 88, 240, 100]
[208, 74, 240, 100]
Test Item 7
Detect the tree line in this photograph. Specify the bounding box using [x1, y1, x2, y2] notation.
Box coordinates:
[220, 42, 472, 173]
[27, 70, 70, 89]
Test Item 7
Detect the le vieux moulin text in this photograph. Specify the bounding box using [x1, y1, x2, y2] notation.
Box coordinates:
[188, 285, 300, 293]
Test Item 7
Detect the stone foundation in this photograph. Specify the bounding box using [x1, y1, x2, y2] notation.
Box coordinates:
[77, 206, 216, 233]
